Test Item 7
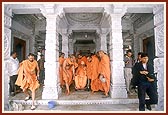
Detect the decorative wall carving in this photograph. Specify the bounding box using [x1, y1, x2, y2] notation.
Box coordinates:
[4, 6, 12, 110]
[4, 5, 12, 16]
[154, 24, 164, 57]
[154, 10, 164, 26]
[4, 15, 11, 28]
[4, 28, 11, 59]
[153, 4, 165, 111]
[153, 4, 164, 14]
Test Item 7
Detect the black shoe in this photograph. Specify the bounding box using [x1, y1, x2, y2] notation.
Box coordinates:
[84, 87, 87, 91]
[102, 95, 110, 98]
[146, 104, 152, 110]
[10, 92, 15, 97]
[85, 88, 90, 91]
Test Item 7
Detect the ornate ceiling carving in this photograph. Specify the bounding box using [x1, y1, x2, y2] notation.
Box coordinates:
[65, 13, 102, 26]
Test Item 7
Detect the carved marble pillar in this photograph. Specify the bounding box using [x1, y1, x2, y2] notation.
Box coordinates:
[29, 35, 35, 54]
[56, 31, 62, 95]
[153, 4, 165, 111]
[95, 33, 101, 52]
[42, 15, 59, 99]
[62, 32, 69, 58]
[3, 5, 12, 110]
[110, 14, 127, 98]
[100, 31, 107, 53]
[68, 38, 73, 54]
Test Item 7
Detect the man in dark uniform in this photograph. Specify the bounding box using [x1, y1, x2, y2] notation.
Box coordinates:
[133, 53, 158, 111]
[131, 52, 143, 89]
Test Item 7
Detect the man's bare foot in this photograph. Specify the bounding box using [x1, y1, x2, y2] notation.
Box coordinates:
[66, 92, 70, 96]
[102, 93, 109, 98]
[105, 93, 108, 96]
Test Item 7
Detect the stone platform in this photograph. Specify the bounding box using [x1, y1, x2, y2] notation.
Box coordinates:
[10, 85, 138, 105]
[8, 85, 158, 112]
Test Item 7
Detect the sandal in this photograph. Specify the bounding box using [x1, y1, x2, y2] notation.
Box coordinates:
[24, 96, 31, 101]
[30, 105, 36, 110]
[102, 95, 109, 98]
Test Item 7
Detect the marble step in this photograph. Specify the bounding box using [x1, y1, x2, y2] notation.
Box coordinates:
[12, 98, 139, 105]
[9, 99, 156, 112]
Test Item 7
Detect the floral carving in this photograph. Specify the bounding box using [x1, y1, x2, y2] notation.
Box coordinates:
[155, 24, 164, 57]
[4, 28, 11, 59]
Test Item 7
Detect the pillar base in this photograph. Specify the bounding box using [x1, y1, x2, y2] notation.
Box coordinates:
[42, 86, 58, 99]
[57, 84, 62, 97]
[110, 84, 127, 98]
[4, 61, 10, 111]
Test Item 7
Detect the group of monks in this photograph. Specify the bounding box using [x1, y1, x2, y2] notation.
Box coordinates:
[59, 50, 111, 98]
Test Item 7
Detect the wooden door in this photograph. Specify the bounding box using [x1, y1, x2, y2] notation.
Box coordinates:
[143, 36, 155, 64]
[13, 37, 26, 62]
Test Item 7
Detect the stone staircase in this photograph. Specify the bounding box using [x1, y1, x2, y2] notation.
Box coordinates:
[7, 86, 143, 111]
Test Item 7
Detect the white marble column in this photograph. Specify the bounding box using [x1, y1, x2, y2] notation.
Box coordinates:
[56, 31, 62, 95]
[96, 38, 100, 52]
[61, 31, 69, 57]
[42, 15, 59, 99]
[110, 14, 127, 98]
[153, 4, 165, 111]
[95, 33, 101, 52]
[68, 38, 73, 54]
[3, 5, 12, 110]
[100, 31, 107, 53]
[29, 35, 35, 54]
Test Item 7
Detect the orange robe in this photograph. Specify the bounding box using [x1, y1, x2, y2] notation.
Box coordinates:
[62, 58, 74, 85]
[75, 65, 87, 89]
[87, 55, 103, 92]
[98, 54, 111, 94]
[15, 60, 40, 91]
[59, 57, 65, 86]
[77, 56, 87, 66]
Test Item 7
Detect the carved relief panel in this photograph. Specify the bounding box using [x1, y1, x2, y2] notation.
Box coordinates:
[4, 28, 11, 60]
